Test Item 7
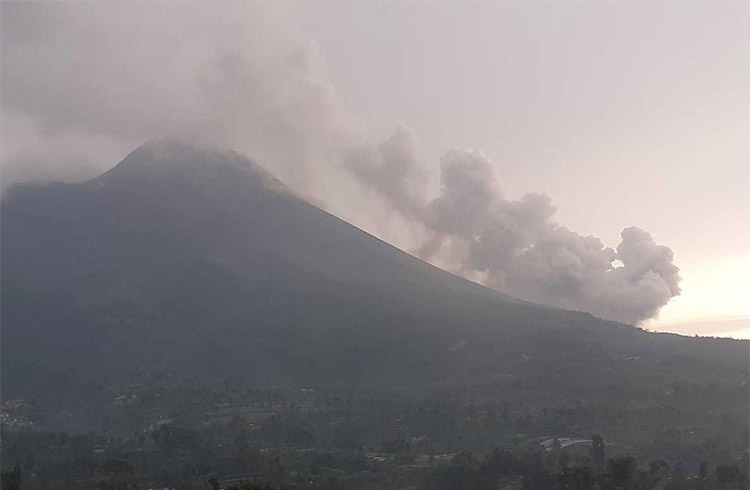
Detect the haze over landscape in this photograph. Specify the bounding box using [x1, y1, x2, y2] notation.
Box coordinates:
[1, 2, 748, 490]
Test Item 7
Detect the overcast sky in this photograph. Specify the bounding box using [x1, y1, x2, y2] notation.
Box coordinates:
[2, 1, 748, 336]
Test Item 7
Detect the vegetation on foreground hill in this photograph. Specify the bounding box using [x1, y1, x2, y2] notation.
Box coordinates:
[2, 370, 747, 489]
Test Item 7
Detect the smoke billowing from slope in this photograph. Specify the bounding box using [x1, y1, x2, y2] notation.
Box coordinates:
[344, 126, 428, 221]
[1, 2, 351, 194]
[347, 131, 680, 324]
[1, 2, 680, 324]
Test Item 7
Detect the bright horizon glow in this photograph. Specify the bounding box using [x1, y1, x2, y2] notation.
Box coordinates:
[646, 254, 750, 338]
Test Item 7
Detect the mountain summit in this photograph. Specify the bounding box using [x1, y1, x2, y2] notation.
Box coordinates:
[94, 139, 288, 192]
[2, 141, 745, 400]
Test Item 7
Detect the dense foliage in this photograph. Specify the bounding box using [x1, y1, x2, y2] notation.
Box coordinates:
[2, 374, 747, 489]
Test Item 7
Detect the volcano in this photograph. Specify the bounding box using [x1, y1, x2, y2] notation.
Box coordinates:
[2, 140, 745, 399]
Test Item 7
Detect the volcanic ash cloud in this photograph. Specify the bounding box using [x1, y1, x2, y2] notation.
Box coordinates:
[347, 129, 680, 325]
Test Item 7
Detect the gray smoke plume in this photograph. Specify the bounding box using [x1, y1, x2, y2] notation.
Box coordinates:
[344, 126, 428, 220]
[1, 2, 351, 195]
[347, 134, 681, 325]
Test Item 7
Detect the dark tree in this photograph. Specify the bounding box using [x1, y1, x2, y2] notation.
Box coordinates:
[607, 456, 637, 490]
[715, 465, 741, 490]
[0, 464, 21, 490]
[572, 466, 595, 490]
[590, 434, 605, 467]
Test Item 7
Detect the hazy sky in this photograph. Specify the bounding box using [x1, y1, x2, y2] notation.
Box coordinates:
[2, 1, 748, 335]
[288, 1, 750, 334]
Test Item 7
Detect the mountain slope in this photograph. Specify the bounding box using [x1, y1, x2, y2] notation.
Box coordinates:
[2, 140, 746, 398]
